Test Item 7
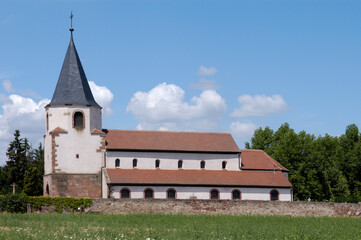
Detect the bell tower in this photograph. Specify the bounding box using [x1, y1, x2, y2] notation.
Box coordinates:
[43, 19, 105, 198]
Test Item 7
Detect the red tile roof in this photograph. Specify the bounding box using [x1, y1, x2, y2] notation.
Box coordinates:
[91, 128, 105, 135]
[240, 150, 288, 172]
[106, 169, 292, 188]
[50, 127, 68, 134]
[104, 129, 240, 153]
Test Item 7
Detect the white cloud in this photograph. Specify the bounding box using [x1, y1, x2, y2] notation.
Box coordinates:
[231, 94, 288, 117]
[189, 79, 219, 90]
[2, 80, 14, 93]
[198, 66, 218, 76]
[1, 95, 48, 122]
[89, 81, 114, 116]
[230, 121, 258, 139]
[127, 82, 226, 131]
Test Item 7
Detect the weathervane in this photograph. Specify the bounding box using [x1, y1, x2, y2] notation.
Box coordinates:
[70, 11, 74, 32]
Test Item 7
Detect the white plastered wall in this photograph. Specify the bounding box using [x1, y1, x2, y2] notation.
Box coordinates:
[44, 105, 103, 175]
[106, 151, 240, 171]
[109, 185, 292, 201]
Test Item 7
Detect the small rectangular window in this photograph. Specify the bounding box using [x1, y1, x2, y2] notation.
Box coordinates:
[222, 161, 227, 169]
[115, 159, 120, 167]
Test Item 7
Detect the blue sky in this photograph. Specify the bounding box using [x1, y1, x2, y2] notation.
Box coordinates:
[1, 0, 361, 165]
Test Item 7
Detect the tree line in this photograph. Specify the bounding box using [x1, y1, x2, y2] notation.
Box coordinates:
[246, 123, 361, 201]
[0, 130, 44, 196]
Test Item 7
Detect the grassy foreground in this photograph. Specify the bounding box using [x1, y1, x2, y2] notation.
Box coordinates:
[0, 213, 360, 240]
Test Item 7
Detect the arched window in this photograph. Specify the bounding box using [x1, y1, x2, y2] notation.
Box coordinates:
[155, 159, 160, 168]
[73, 111, 84, 128]
[178, 160, 183, 169]
[167, 188, 176, 199]
[270, 189, 279, 201]
[115, 159, 120, 167]
[232, 190, 241, 200]
[133, 159, 138, 168]
[222, 161, 227, 169]
[46, 184, 50, 195]
[144, 188, 154, 199]
[120, 188, 130, 199]
[200, 160, 205, 169]
[210, 189, 219, 200]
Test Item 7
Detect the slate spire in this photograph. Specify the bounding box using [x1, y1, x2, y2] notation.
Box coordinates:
[49, 25, 100, 108]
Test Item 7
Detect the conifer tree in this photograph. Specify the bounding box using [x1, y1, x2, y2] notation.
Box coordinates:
[5, 130, 30, 192]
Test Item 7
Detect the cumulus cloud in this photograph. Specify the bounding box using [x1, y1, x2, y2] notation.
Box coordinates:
[230, 121, 258, 138]
[189, 79, 219, 90]
[198, 66, 218, 76]
[127, 82, 226, 131]
[89, 81, 114, 116]
[231, 94, 288, 117]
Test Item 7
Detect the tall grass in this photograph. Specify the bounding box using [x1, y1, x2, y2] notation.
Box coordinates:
[0, 213, 360, 239]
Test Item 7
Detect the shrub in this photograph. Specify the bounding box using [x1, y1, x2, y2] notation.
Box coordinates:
[0, 195, 92, 213]
[0, 193, 29, 213]
[28, 196, 93, 213]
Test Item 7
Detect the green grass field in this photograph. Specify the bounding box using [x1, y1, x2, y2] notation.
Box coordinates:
[0, 213, 360, 240]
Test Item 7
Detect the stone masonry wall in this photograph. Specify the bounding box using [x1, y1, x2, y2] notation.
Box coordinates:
[47, 174, 101, 198]
[86, 199, 361, 217]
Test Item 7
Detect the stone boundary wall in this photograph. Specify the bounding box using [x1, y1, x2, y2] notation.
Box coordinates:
[86, 199, 361, 217]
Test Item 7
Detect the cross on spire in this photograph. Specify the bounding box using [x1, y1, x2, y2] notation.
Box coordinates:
[70, 11, 74, 32]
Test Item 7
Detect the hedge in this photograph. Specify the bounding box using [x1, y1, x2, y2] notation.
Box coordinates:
[333, 195, 361, 203]
[0, 194, 92, 213]
[28, 196, 93, 213]
[0, 193, 28, 213]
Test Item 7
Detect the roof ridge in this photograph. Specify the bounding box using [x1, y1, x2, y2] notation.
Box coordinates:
[108, 168, 283, 173]
[104, 129, 232, 135]
[263, 152, 288, 171]
[240, 149, 263, 152]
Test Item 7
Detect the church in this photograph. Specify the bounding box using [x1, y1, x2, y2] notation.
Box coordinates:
[43, 27, 293, 201]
